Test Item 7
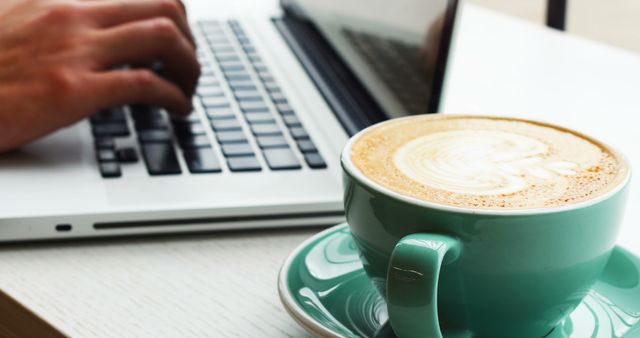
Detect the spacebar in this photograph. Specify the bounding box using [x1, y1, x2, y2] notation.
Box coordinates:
[141, 143, 182, 175]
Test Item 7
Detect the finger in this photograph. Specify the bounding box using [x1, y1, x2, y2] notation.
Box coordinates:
[90, 69, 192, 115]
[93, 17, 201, 97]
[80, 0, 194, 47]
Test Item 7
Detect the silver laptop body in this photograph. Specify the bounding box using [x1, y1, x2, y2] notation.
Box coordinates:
[0, 0, 460, 242]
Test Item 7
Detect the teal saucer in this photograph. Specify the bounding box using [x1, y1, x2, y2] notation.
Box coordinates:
[278, 223, 640, 338]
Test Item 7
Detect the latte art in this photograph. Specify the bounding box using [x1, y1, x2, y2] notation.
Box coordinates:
[394, 130, 578, 195]
[350, 116, 625, 210]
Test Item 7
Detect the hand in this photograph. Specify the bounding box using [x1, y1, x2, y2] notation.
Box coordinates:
[0, 0, 200, 152]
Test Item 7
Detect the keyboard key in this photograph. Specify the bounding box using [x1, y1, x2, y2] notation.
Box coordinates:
[270, 92, 288, 103]
[244, 112, 275, 124]
[227, 156, 261, 172]
[97, 149, 117, 162]
[116, 147, 139, 163]
[92, 123, 130, 137]
[94, 137, 115, 150]
[305, 153, 327, 169]
[199, 76, 219, 87]
[197, 87, 225, 97]
[263, 148, 301, 170]
[219, 63, 245, 72]
[290, 127, 309, 140]
[211, 119, 242, 131]
[206, 107, 235, 120]
[297, 140, 318, 153]
[173, 123, 207, 136]
[216, 131, 248, 144]
[221, 143, 254, 157]
[228, 81, 257, 92]
[183, 148, 222, 173]
[141, 143, 182, 175]
[234, 90, 262, 101]
[134, 118, 168, 131]
[99, 162, 121, 178]
[201, 96, 229, 108]
[275, 102, 293, 112]
[172, 113, 201, 124]
[210, 45, 234, 54]
[138, 130, 172, 143]
[90, 108, 126, 124]
[282, 115, 301, 127]
[224, 72, 252, 81]
[263, 82, 281, 93]
[178, 135, 211, 148]
[251, 123, 282, 136]
[215, 54, 240, 62]
[256, 135, 288, 149]
[239, 101, 269, 113]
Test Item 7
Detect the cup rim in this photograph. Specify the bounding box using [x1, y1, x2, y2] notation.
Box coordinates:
[341, 114, 631, 216]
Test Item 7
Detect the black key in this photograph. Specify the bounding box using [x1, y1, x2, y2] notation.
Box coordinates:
[290, 127, 309, 140]
[197, 87, 225, 97]
[282, 115, 301, 127]
[305, 153, 327, 169]
[297, 140, 318, 153]
[135, 118, 168, 131]
[183, 148, 222, 173]
[92, 123, 130, 137]
[178, 135, 211, 148]
[141, 143, 182, 175]
[117, 147, 139, 163]
[239, 101, 269, 113]
[94, 137, 115, 150]
[234, 90, 262, 102]
[221, 143, 254, 157]
[173, 123, 207, 136]
[227, 156, 262, 172]
[99, 162, 121, 178]
[90, 108, 126, 124]
[138, 130, 172, 143]
[130, 106, 163, 121]
[211, 119, 242, 131]
[270, 92, 288, 103]
[97, 149, 117, 162]
[172, 113, 201, 124]
[263, 148, 301, 170]
[201, 97, 229, 108]
[256, 135, 288, 149]
[216, 131, 248, 144]
[251, 124, 281, 136]
[206, 107, 235, 120]
[228, 81, 257, 92]
[244, 112, 275, 124]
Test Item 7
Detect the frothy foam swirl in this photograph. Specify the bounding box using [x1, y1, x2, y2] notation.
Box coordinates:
[394, 130, 578, 196]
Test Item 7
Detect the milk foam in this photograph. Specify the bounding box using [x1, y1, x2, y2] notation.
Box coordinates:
[394, 130, 578, 195]
[350, 116, 624, 209]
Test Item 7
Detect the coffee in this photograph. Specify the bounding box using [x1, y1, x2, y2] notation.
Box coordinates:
[351, 115, 627, 209]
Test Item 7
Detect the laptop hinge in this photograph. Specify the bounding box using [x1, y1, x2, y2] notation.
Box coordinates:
[273, 15, 387, 136]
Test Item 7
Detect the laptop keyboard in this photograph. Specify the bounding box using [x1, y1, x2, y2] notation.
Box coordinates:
[342, 29, 430, 115]
[90, 20, 326, 178]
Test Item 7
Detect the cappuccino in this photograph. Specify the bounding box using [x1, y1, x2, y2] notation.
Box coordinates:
[351, 116, 627, 209]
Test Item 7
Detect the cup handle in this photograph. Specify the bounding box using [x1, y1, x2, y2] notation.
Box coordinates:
[387, 233, 462, 338]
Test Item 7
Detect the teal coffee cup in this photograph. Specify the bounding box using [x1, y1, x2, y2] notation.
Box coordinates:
[341, 115, 631, 338]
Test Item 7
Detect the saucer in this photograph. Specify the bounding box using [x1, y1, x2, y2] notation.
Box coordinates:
[278, 223, 640, 338]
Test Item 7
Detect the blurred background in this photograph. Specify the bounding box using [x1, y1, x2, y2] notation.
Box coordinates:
[470, 0, 640, 54]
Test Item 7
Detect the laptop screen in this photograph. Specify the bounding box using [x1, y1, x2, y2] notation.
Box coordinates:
[281, 0, 459, 118]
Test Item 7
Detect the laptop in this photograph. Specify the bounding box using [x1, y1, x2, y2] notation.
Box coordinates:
[0, 0, 461, 242]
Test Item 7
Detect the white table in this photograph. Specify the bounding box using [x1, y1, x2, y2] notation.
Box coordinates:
[1, 3, 639, 337]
